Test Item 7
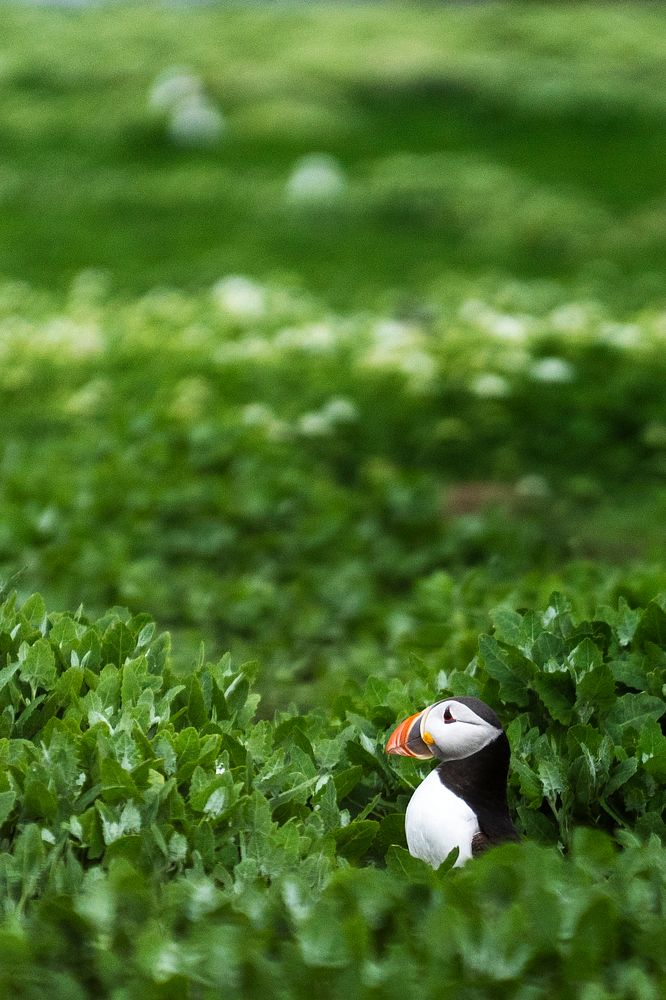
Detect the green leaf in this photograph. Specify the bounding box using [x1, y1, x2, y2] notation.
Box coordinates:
[538, 758, 566, 799]
[609, 655, 647, 692]
[20, 594, 46, 630]
[334, 820, 379, 861]
[616, 598, 641, 646]
[604, 757, 638, 797]
[377, 813, 406, 851]
[101, 622, 135, 668]
[490, 608, 523, 646]
[332, 765, 363, 800]
[19, 638, 57, 695]
[633, 601, 666, 649]
[0, 790, 16, 826]
[478, 635, 531, 706]
[385, 844, 432, 881]
[575, 663, 616, 721]
[531, 672, 574, 724]
[120, 658, 143, 709]
[100, 758, 139, 803]
[637, 720, 666, 779]
[569, 638, 602, 681]
[23, 778, 58, 821]
[605, 693, 665, 739]
[511, 759, 543, 808]
[185, 674, 208, 729]
[531, 631, 565, 668]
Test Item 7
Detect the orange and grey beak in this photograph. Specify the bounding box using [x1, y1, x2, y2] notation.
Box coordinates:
[385, 708, 434, 759]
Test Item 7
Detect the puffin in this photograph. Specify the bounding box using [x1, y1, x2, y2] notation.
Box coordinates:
[385, 695, 519, 868]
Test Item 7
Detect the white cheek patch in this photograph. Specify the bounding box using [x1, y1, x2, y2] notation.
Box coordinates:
[423, 705, 501, 760]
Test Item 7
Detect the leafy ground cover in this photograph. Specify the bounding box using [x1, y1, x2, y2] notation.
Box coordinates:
[1, 2, 665, 994]
[1, 274, 666, 706]
[0, 591, 663, 997]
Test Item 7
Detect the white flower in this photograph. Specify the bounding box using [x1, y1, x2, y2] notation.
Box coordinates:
[372, 319, 415, 348]
[153, 943, 181, 982]
[363, 318, 436, 389]
[394, 349, 437, 387]
[321, 397, 358, 423]
[169, 96, 225, 147]
[149, 67, 201, 112]
[187, 880, 218, 919]
[286, 154, 346, 202]
[212, 276, 266, 320]
[548, 303, 591, 333]
[457, 301, 529, 342]
[484, 313, 529, 342]
[36, 507, 59, 536]
[241, 403, 274, 427]
[599, 322, 640, 349]
[42, 317, 104, 357]
[471, 373, 510, 398]
[530, 357, 574, 383]
[274, 322, 337, 352]
[297, 412, 332, 437]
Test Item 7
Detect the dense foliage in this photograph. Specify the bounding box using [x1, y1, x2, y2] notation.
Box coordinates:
[2, 274, 666, 707]
[0, 591, 663, 997]
[1, 2, 666, 995]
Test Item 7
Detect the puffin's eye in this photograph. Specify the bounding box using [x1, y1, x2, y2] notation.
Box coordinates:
[443, 706, 455, 723]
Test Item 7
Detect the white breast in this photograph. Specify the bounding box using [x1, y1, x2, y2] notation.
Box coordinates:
[405, 769, 479, 869]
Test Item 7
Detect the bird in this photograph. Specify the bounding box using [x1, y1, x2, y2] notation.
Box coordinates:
[385, 695, 519, 868]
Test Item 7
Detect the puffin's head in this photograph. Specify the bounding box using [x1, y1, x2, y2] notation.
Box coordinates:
[385, 696, 503, 762]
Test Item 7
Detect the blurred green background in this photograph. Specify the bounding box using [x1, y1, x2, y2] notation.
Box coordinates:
[3, 1, 666, 307]
[1, 1, 666, 706]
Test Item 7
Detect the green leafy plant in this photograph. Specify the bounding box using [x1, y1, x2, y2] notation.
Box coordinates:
[0, 591, 662, 997]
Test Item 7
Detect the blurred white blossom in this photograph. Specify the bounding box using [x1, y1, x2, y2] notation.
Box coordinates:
[169, 96, 225, 147]
[286, 154, 346, 203]
[599, 322, 641, 349]
[274, 321, 338, 353]
[483, 312, 530, 342]
[297, 411, 333, 437]
[548, 303, 592, 333]
[458, 300, 529, 342]
[373, 319, 415, 348]
[530, 357, 574, 383]
[149, 66, 225, 148]
[321, 397, 358, 423]
[149, 67, 202, 112]
[471, 373, 510, 398]
[362, 319, 436, 390]
[240, 403, 289, 441]
[212, 276, 266, 320]
[241, 403, 274, 427]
